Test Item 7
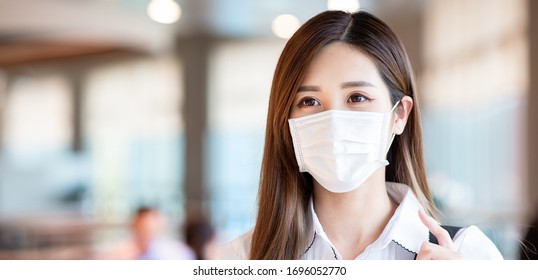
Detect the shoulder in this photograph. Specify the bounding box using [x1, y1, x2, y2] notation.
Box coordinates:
[215, 230, 253, 260]
[452, 225, 503, 260]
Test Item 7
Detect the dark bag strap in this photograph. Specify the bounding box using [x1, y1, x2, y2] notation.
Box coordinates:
[413, 225, 463, 259]
[429, 225, 462, 245]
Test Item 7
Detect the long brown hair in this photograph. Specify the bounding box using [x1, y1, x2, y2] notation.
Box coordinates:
[250, 10, 436, 260]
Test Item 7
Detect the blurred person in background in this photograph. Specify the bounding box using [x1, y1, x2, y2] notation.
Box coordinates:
[218, 10, 503, 260]
[185, 216, 217, 260]
[95, 206, 195, 260]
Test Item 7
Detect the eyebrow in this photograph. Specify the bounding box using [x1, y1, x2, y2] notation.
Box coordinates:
[341, 81, 376, 88]
[297, 81, 376, 93]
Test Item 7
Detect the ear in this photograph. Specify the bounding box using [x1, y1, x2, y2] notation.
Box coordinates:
[392, 96, 413, 135]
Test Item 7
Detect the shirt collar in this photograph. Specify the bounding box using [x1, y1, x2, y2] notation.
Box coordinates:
[384, 182, 430, 254]
[308, 182, 430, 258]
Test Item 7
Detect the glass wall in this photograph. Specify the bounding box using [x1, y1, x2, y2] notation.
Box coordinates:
[84, 54, 184, 225]
[0, 54, 185, 259]
[207, 40, 285, 243]
[420, 0, 528, 259]
[1, 74, 74, 216]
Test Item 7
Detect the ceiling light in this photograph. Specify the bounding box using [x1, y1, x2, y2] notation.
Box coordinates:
[147, 0, 181, 24]
[327, 0, 360, 12]
[272, 14, 301, 39]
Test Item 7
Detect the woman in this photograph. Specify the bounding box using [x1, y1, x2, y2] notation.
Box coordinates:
[219, 10, 503, 260]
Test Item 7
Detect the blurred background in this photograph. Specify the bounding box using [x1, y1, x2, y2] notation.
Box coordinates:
[0, 0, 536, 260]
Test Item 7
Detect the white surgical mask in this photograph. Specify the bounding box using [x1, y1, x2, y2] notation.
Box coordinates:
[288, 101, 400, 193]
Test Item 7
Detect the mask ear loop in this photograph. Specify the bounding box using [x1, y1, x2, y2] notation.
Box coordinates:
[385, 100, 402, 154]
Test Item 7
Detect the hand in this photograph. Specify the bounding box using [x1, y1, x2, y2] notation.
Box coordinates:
[415, 210, 463, 260]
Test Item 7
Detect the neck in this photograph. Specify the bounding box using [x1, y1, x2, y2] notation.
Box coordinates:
[313, 168, 397, 259]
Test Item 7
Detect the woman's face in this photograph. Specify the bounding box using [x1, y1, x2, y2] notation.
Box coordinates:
[290, 42, 393, 119]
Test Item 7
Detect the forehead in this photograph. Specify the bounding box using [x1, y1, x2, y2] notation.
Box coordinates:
[301, 41, 383, 86]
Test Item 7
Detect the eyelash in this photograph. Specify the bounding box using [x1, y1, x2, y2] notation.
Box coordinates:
[297, 97, 321, 108]
[347, 93, 372, 103]
[296, 93, 372, 108]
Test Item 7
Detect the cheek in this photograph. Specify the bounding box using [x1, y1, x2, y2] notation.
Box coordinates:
[289, 107, 300, 119]
[289, 105, 319, 119]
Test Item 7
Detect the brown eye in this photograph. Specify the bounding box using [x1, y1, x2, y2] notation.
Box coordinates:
[298, 97, 321, 107]
[347, 93, 369, 103]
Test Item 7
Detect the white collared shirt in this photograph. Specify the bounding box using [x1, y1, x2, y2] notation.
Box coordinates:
[217, 182, 503, 260]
